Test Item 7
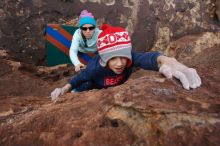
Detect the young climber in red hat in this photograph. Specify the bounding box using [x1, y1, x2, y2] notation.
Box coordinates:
[51, 24, 201, 102]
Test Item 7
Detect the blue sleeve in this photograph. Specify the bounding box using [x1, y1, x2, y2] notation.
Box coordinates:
[68, 67, 93, 89]
[132, 51, 161, 71]
[68, 56, 99, 89]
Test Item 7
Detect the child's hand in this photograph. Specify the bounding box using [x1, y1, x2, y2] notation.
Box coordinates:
[75, 63, 86, 72]
[50, 84, 72, 102]
[158, 56, 201, 90]
[50, 88, 65, 102]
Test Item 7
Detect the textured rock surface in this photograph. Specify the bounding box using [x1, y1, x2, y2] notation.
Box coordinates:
[0, 35, 220, 145]
[0, 1, 220, 145]
[164, 32, 220, 62]
[0, 0, 219, 65]
[216, 0, 220, 20]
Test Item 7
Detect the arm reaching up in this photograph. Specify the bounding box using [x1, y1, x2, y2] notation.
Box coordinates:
[157, 56, 202, 90]
[50, 84, 72, 103]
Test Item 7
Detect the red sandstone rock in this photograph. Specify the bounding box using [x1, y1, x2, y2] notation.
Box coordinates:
[0, 42, 219, 145]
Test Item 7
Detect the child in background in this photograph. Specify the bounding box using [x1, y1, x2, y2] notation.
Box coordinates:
[51, 24, 201, 102]
[69, 10, 102, 72]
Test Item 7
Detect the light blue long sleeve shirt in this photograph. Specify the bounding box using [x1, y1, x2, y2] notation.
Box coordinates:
[69, 28, 102, 66]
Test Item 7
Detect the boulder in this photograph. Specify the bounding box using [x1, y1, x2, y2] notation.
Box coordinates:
[0, 0, 219, 64]
[0, 35, 220, 146]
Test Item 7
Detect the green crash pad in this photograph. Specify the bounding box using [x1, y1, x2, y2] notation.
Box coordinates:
[46, 24, 96, 66]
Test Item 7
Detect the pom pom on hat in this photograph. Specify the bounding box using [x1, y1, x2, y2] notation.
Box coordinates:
[97, 24, 132, 67]
[80, 10, 94, 18]
[79, 10, 96, 27]
[100, 24, 109, 30]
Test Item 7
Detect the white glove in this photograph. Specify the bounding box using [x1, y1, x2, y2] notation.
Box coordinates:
[50, 84, 72, 102]
[159, 57, 201, 90]
[50, 88, 65, 102]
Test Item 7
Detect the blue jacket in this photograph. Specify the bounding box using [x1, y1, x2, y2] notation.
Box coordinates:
[69, 51, 161, 92]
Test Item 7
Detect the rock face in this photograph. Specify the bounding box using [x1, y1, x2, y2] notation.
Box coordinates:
[0, 35, 220, 145]
[0, 0, 219, 65]
[0, 1, 220, 145]
[164, 32, 220, 63]
[216, 0, 220, 20]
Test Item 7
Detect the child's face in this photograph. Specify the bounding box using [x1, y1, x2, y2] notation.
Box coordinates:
[108, 57, 128, 74]
[81, 24, 95, 39]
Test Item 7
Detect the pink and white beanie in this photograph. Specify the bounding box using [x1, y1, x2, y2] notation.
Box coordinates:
[97, 24, 132, 67]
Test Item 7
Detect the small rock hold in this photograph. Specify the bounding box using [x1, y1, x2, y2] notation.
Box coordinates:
[151, 88, 175, 96]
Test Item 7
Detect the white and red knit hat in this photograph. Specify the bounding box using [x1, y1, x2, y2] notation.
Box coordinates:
[97, 24, 132, 67]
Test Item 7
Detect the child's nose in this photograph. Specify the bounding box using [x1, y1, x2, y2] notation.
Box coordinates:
[116, 58, 123, 66]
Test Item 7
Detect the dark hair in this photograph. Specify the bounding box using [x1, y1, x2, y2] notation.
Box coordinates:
[81, 32, 88, 47]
